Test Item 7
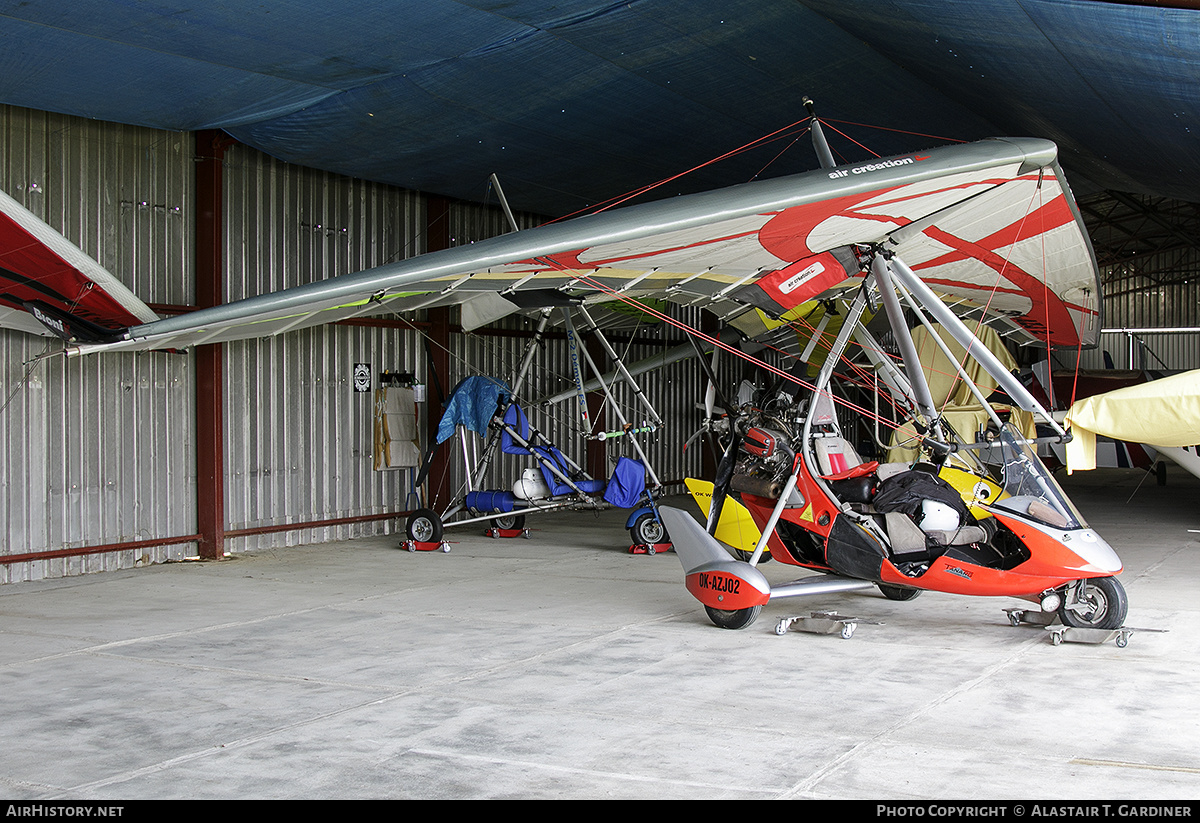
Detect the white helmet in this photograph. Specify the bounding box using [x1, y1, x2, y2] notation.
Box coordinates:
[919, 499, 961, 532]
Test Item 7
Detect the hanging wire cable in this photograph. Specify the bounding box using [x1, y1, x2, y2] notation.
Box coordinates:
[0, 340, 55, 418]
[825, 118, 968, 145]
[545, 117, 813, 224]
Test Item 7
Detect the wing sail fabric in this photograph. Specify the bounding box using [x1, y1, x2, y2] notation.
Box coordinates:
[25, 137, 1097, 356]
[0, 188, 158, 340]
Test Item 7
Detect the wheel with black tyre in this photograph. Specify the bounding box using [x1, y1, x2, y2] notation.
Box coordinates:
[406, 508, 443, 543]
[629, 512, 667, 546]
[1059, 577, 1128, 630]
[878, 583, 922, 601]
[491, 514, 526, 530]
[704, 604, 762, 630]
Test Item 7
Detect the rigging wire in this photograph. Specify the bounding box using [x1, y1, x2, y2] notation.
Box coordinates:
[746, 126, 811, 182]
[1069, 289, 1091, 408]
[820, 121, 883, 159]
[544, 117, 813, 224]
[545, 260, 911, 438]
[824, 118, 969, 145]
[921, 172, 1048, 422]
[0, 340, 56, 419]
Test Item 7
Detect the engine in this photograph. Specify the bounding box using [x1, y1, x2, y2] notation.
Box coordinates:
[730, 407, 802, 500]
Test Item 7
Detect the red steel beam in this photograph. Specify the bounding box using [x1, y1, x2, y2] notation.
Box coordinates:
[194, 130, 232, 560]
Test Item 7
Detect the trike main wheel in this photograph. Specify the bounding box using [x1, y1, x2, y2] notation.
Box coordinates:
[491, 513, 526, 531]
[406, 508, 444, 543]
[1059, 577, 1127, 630]
[629, 512, 667, 546]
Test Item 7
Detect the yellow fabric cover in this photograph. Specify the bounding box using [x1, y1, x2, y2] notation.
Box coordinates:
[912, 323, 1017, 408]
[1064, 369, 1200, 472]
[888, 323, 1027, 462]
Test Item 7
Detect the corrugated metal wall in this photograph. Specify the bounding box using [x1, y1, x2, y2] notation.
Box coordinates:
[220, 146, 427, 551]
[1103, 266, 1200, 331]
[222, 326, 421, 551]
[1, 106, 195, 582]
[1062, 257, 1200, 372]
[0, 106, 710, 581]
[1072, 329, 1200, 372]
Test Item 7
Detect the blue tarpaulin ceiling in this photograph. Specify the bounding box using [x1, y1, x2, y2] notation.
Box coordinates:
[0, 0, 1197, 217]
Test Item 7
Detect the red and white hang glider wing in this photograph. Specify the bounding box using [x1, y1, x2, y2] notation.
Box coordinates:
[726, 153, 1100, 348]
[0, 188, 158, 341]
[2, 136, 1099, 354]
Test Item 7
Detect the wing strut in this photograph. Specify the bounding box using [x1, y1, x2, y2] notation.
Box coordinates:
[577, 305, 663, 427]
[488, 173, 521, 234]
[885, 253, 1068, 439]
[870, 253, 946, 444]
[568, 313, 663, 490]
[468, 309, 553, 492]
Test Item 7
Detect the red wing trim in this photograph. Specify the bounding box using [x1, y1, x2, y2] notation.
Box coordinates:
[0, 190, 154, 334]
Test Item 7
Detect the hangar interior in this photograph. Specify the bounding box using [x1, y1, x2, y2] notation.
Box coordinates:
[1, 0, 1199, 801]
[0, 108, 714, 578]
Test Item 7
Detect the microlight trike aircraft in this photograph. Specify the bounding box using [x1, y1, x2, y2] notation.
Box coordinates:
[0, 106, 1126, 633]
[660, 260, 1128, 632]
[656, 125, 1126, 634]
[402, 309, 672, 550]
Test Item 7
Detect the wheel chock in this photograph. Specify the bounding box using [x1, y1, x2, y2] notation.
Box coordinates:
[401, 539, 451, 553]
[1045, 625, 1137, 647]
[1004, 608, 1159, 647]
[628, 542, 673, 555]
[1004, 607, 1057, 627]
[485, 527, 530, 539]
[775, 611, 881, 639]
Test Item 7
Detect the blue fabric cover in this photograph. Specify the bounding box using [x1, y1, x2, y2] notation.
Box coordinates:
[437, 376, 510, 443]
[501, 403, 532, 455]
[533, 446, 605, 496]
[603, 456, 646, 508]
[0, 1, 1193, 216]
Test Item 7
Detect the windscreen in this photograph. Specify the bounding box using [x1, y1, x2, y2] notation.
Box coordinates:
[987, 425, 1086, 530]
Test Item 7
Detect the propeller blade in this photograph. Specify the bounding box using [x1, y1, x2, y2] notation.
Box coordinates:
[706, 429, 743, 535]
[684, 330, 743, 535]
[414, 440, 440, 488]
[687, 331, 733, 418]
[704, 345, 721, 419]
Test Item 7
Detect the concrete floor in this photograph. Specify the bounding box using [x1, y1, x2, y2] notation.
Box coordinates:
[1, 467, 1198, 800]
